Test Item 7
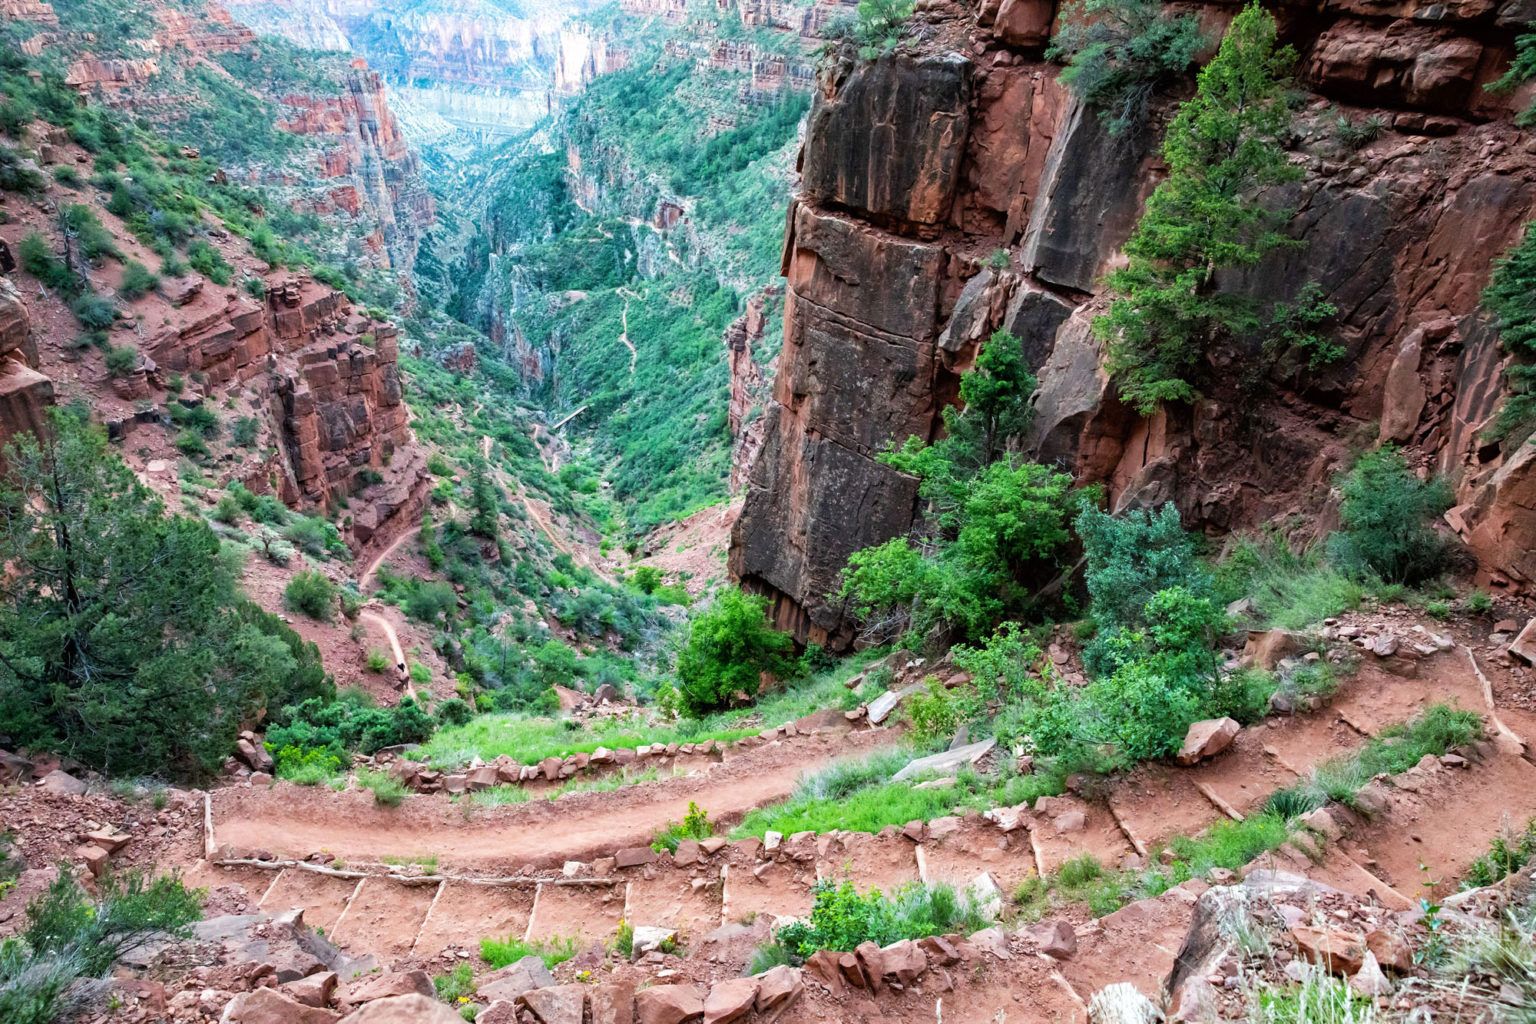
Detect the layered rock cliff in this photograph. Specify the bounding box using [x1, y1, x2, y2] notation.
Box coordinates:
[730, 0, 1536, 647]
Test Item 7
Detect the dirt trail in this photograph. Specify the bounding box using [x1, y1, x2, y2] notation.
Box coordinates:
[213, 729, 894, 870]
[359, 608, 414, 700]
[359, 525, 421, 592]
[617, 287, 638, 374]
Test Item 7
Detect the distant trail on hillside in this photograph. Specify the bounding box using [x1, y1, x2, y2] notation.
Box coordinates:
[360, 608, 415, 700]
[360, 526, 422, 592]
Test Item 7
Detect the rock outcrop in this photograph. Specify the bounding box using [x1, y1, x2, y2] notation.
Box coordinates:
[731, 0, 1536, 646]
[0, 277, 54, 457]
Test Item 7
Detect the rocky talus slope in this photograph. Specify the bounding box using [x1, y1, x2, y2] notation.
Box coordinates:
[729, 0, 1536, 647]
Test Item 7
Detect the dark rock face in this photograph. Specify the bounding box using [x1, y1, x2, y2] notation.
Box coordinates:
[800, 52, 973, 227]
[733, 0, 1536, 646]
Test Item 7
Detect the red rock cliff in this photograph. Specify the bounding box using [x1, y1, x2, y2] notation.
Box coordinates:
[730, 0, 1536, 647]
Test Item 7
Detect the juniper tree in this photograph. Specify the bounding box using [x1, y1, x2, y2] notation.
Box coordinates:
[1096, 2, 1315, 414]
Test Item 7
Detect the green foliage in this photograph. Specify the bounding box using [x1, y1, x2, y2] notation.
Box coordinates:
[652, 801, 714, 853]
[283, 516, 344, 558]
[1, 871, 201, 1024]
[103, 345, 138, 378]
[671, 589, 796, 716]
[19, 232, 74, 293]
[117, 260, 159, 301]
[776, 880, 988, 959]
[630, 566, 663, 595]
[433, 963, 476, 1006]
[187, 240, 232, 285]
[284, 570, 337, 621]
[468, 456, 499, 538]
[0, 142, 46, 195]
[840, 0, 914, 55]
[0, 412, 329, 778]
[60, 204, 118, 262]
[69, 292, 117, 331]
[231, 416, 259, 448]
[174, 429, 208, 458]
[1047, 0, 1205, 134]
[904, 677, 970, 746]
[1214, 532, 1363, 631]
[1326, 448, 1452, 585]
[1483, 221, 1536, 444]
[357, 767, 408, 807]
[1489, 32, 1536, 126]
[1096, 3, 1324, 413]
[841, 332, 1080, 642]
[1463, 819, 1536, 890]
[435, 697, 474, 728]
[479, 935, 577, 970]
[266, 693, 433, 774]
[1078, 502, 1207, 650]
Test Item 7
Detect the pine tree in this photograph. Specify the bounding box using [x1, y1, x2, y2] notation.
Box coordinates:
[0, 411, 328, 777]
[1096, 2, 1306, 414]
[468, 455, 500, 539]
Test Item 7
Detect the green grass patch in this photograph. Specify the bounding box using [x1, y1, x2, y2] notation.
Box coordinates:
[480, 935, 578, 970]
[776, 880, 992, 959]
[357, 768, 408, 808]
[413, 652, 879, 770]
[733, 751, 1065, 839]
[1215, 534, 1364, 631]
[1462, 818, 1536, 890]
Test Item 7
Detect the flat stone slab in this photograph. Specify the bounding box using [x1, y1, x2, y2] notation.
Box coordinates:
[892, 738, 996, 782]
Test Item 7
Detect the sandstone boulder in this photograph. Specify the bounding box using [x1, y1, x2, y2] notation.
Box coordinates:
[1027, 919, 1077, 960]
[221, 987, 340, 1024]
[1292, 926, 1367, 975]
[337, 995, 465, 1024]
[702, 977, 758, 1024]
[753, 966, 803, 1013]
[1177, 719, 1241, 766]
[519, 984, 587, 1024]
[477, 956, 555, 1003]
[634, 984, 705, 1024]
[344, 971, 433, 1006]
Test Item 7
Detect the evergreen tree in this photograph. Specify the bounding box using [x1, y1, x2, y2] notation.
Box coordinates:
[0, 412, 329, 778]
[468, 455, 500, 538]
[1096, 2, 1317, 414]
[1047, 0, 1206, 135]
[1484, 221, 1536, 443]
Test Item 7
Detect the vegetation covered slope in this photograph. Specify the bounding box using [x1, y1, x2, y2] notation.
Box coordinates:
[423, 3, 811, 532]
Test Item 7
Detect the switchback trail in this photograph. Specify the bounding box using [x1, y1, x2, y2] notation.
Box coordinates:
[359, 608, 414, 700]
[212, 729, 896, 870]
[359, 525, 421, 592]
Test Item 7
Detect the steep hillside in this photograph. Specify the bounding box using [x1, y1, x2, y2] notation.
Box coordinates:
[1, 0, 434, 284]
[731, 0, 1536, 647]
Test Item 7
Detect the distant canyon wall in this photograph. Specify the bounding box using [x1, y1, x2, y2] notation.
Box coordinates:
[729, 0, 1536, 648]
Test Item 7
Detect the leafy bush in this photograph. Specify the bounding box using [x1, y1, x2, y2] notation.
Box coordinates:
[435, 697, 474, 728]
[103, 345, 138, 378]
[174, 429, 208, 458]
[285, 570, 337, 621]
[187, 240, 232, 285]
[283, 516, 341, 558]
[357, 768, 408, 807]
[266, 693, 434, 770]
[840, 332, 1081, 642]
[61, 204, 118, 262]
[0, 143, 46, 194]
[1095, 4, 1329, 413]
[904, 677, 972, 747]
[671, 589, 796, 716]
[1048, 0, 1205, 134]
[1326, 448, 1452, 584]
[70, 292, 117, 331]
[651, 801, 713, 853]
[776, 880, 989, 958]
[366, 649, 390, 673]
[231, 416, 260, 447]
[1, 871, 201, 1024]
[117, 260, 159, 300]
[1463, 819, 1536, 890]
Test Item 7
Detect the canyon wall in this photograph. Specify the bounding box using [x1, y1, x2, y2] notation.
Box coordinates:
[229, 0, 622, 138]
[730, 0, 1536, 647]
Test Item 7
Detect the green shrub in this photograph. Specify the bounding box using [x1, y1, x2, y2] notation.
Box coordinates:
[61, 204, 118, 262]
[434, 963, 475, 1005]
[630, 566, 663, 594]
[671, 589, 795, 716]
[1488, 31, 1536, 126]
[213, 495, 242, 525]
[0, 143, 46, 195]
[70, 292, 117, 331]
[231, 416, 259, 447]
[267, 693, 433, 764]
[652, 801, 713, 853]
[1462, 819, 1536, 890]
[187, 240, 232, 285]
[174, 429, 208, 458]
[435, 697, 474, 727]
[283, 516, 341, 558]
[1, 870, 202, 1024]
[904, 677, 973, 747]
[103, 345, 138, 378]
[357, 768, 408, 807]
[776, 880, 989, 958]
[1047, 0, 1205, 134]
[366, 649, 390, 673]
[1482, 220, 1536, 443]
[117, 260, 159, 300]
[18, 232, 72, 292]
[1327, 448, 1452, 585]
[285, 570, 337, 621]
